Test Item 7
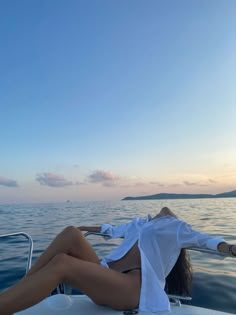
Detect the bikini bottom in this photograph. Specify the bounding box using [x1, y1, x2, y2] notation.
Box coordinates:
[100, 260, 141, 274]
[122, 267, 141, 274]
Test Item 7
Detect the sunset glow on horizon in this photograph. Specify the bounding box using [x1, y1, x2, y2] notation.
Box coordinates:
[0, 0, 235, 204]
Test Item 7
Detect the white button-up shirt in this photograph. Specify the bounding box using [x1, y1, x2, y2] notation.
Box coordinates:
[100, 215, 225, 313]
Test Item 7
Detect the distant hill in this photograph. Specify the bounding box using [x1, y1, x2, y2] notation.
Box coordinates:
[122, 190, 236, 201]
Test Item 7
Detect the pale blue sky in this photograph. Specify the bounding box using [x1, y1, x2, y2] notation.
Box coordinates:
[0, 0, 236, 203]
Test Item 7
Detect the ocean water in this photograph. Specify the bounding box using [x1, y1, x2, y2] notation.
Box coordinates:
[0, 198, 236, 314]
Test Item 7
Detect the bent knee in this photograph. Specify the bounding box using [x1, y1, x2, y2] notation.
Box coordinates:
[63, 225, 81, 235]
[62, 225, 83, 241]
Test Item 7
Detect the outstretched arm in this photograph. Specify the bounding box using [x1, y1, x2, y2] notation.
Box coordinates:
[178, 221, 234, 255]
[78, 226, 101, 233]
[79, 220, 134, 239]
[217, 242, 236, 257]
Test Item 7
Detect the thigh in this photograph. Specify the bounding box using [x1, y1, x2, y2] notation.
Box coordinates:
[63, 226, 100, 264]
[62, 255, 141, 310]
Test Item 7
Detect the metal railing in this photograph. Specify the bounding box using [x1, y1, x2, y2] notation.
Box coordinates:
[0, 232, 33, 274]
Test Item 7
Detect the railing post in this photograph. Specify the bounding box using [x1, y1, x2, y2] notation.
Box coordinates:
[0, 232, 34, 274]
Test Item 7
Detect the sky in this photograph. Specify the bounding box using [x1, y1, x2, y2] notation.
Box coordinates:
[0, 0, 236, 203]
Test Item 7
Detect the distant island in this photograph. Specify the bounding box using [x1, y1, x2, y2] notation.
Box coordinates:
[122, 190, 236, 201]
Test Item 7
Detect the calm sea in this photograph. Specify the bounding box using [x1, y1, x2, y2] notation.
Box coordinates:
[0, 199, 236, 314]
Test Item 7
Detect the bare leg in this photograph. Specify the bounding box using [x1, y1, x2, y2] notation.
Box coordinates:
[27, 226, 99, 276]
[0, 254, 141, 315]
[0, 258, 61, 315]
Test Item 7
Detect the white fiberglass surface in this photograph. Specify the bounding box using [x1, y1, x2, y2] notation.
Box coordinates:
[15, 295, 234, 315]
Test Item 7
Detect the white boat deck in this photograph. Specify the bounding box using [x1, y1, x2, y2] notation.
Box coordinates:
[15, 294, 235, 315]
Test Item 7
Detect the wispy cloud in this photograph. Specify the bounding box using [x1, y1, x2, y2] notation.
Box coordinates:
[36, 173, 73, 187]
[149, 181, 165, 187]
[208, 178, 217, 183]
[168, 183, 182, 187]
[75, 181, 85, 186]
[0, 176, 18, 187]
[183, 180, 199, 186]
[87, 170, 120, 186]
[183, 180, 208, 187]
[134, 182, 146, 187]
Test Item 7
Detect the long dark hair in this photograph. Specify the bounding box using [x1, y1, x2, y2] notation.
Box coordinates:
[165, 249, 192, 296]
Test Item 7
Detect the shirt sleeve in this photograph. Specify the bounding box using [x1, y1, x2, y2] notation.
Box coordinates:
[177, 221, 225, 251]
[100, 222, 130, 239]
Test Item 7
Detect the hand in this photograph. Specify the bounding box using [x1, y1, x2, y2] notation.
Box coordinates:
[217, 242, 236, 256]
[229, 244, 236, 257]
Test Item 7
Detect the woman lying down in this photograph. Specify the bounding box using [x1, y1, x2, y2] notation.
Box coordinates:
[0, 207, 235, 314]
